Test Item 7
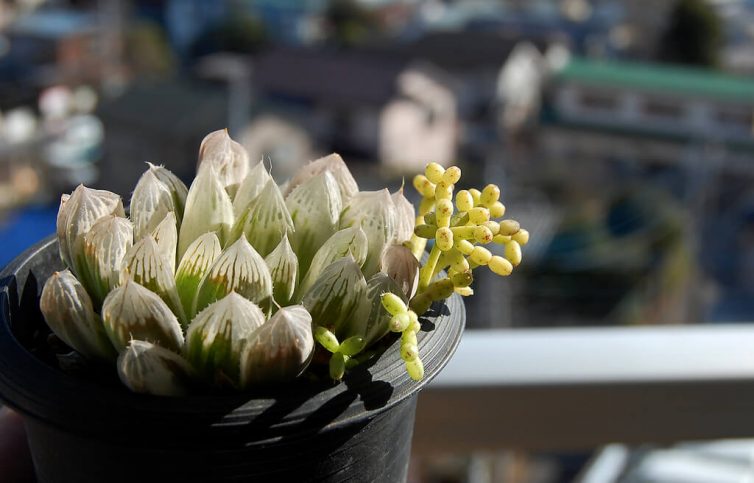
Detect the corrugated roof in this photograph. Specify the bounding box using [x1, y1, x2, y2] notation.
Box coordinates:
[557, 58, 754, 102]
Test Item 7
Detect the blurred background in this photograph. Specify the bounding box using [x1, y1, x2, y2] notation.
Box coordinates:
[1, 0, 754, 481]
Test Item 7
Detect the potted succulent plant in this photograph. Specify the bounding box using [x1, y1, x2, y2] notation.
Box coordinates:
[0, 130, 528, 482]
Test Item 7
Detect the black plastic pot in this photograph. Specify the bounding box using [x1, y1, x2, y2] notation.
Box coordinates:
[0, 237, 465, 483]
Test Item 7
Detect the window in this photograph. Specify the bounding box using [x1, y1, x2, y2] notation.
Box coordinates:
[641, 97, 683, 119]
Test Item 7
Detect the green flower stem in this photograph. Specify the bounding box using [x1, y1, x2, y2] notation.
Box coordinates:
[410, 278, 454, 315]
[418, 244, 442, 291]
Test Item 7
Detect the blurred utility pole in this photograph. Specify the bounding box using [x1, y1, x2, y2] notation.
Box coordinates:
[195, 53, 253, 138]
[98, 0, 127, 95]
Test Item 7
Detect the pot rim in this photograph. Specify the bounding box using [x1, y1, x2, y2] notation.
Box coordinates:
[0, 236, 465, 442]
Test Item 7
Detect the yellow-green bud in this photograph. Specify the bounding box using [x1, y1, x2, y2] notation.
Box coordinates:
[469, 188, 481, 205]
[442, 166, 461, 184]
[401, 343, 419, 362]
[498, 219, 521, 236]
[340, 336, 366, 356]
[330, 352, 346, 380]
[390, 312, 411, 332]
[512, 228, 530, 246]
[381, 292, 407, 316]
[315, 326, 340, 353]
[480, 184, 501, 206]
[407, 311, 420, 332]
[436, 199, 454, 228]
[451, 257, 470, 273]
[493, 234, 512, 244]
[425, 162, 445, 183]
[412, 174, 435, 198]
[434, 180, 453, 201]
[436, 227, 454, 251]
[473, 225, 493, 244]
[423, 211, 437, 225]
[455, 190, 474, 212]
[455, 239, 475, 255]
[469, 246, 492, 265]
[402, 330, 418, 346]
[505, 240, 522, 266]
[468, 207, 490, 224]
[406, 358, 424, 381]
[489, 255, 513, 276]
[455, 286, 474, 296]
[483, 221, 500, 235]
[489, 201, 506, 218]
[451, 226, 476, 239]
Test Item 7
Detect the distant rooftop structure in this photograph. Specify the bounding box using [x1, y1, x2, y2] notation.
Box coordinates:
[557, 58, 754, 103]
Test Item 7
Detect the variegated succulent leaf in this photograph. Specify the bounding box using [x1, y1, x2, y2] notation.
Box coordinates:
[130, 167, 176, 241]
[239, 305, 314, 387]
[178, 163, 234, 260]
[120, 236, 187, 326]
[197, 129, 249, 197]
[232, 161, 272, 217]
[391, 187, 416, 245]
[80, 215, 133, 306]
[339, 189, 397, 277]
[40, 270, 117, 361]
[151, 211, 178, 274]
[146, 162, 188, 221]
[101, 278, 184, 353]
[285, 153, 359, 201]
[264, 234, 298, 307]
[175, 232, 222, 321]
[379, 244, 420, 299]
[184, 292, 266, 385]
[295, 225, 367, 301]
[194, 235, 273, 316]
[285, 171, 342, 275]
[230, 178, 294, 257]
[57, 185, 125, 280]
[118, 340, 195, 397]
[302, 257, 367, 339]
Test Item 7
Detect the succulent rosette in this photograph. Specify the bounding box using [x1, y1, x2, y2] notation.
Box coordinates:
[40, 129, 528, 396]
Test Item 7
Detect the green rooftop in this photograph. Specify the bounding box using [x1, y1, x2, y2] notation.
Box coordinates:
[557, 58, 754, 103]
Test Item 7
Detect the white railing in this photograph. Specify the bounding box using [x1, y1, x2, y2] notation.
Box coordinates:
[413, 325, 754, 452]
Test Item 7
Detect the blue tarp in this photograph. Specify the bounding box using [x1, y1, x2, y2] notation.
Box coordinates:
[0, 205, 57, 270]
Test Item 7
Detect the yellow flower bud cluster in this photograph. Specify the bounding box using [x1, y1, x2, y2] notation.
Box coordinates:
[412, 163, 528, 298]
[381, 293, 424, 381]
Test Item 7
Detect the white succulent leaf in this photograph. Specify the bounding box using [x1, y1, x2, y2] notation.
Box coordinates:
[240, 305, 314, 387]
[118, 340, 195, 397]
[264, 234, 298, 307]
[175, 232, 222, 322]
[151, 211, 178, 274]
[178, 164, 234, 260]
[185, 292, 265, 385]
[296, 225, 367, 300]
[285, 153, 359, 201]
[391, 188, 416, 244]
[130, 168, 175, 240]
[120, 236, 187, 326]
[81, 215, 134, 305]
[285, 171, 342, 274]
[197, 129, 249, 197]
[195, 235, 273, 316]
[101, 278, 184, 353]
[232, 161, 271, 217]
[362, 272, 407, 346]
[302, 257, 367, 339]
[40, 270, 117, 361]
[230, 178, 294, 257]
[339, 189, 397, 277]
[56, 185, 125, 280]
[146, 162, 188, 220]
[379, 244, 420, 299]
